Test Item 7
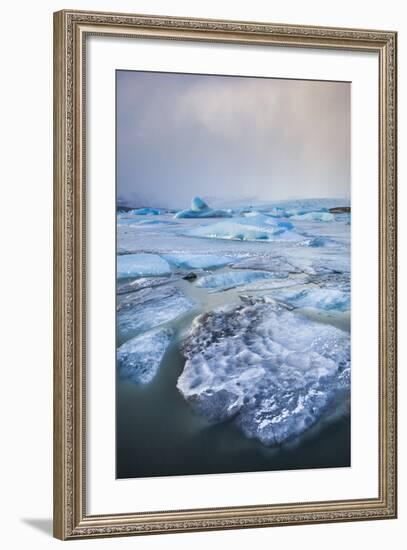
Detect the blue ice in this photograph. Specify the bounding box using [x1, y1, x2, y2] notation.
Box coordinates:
[117, 253, 172, 279]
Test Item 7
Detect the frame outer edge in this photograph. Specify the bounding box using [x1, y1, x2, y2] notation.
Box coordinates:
[53, 10, 68, 541]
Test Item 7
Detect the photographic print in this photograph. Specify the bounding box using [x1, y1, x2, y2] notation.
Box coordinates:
[115, 70, 351, 479]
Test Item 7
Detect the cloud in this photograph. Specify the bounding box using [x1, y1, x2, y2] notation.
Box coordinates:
[116, 71, 350, 208]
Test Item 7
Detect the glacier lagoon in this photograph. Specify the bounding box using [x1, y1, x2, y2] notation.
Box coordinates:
[116, 197, 351, 478]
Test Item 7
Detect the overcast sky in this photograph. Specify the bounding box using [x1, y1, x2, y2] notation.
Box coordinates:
[117, 70, 350, 209]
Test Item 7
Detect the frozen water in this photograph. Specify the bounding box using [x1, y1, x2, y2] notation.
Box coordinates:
[177, 302, 350, 446]
[129, 207, 164, 215]
[188, 215, 304, 242]
[117, 276, 176, 295]
[231, 255, 299, 273]
[195, 270, 284, 292]
[271, 286, 350, 311]
[175, 196, 232, 219]
[117, 285, 195, 342]
[290, 211, 334, 222]
[163, 253, 233, 270]
[117, 253, 172, 279]
[117, 327, 173, 384]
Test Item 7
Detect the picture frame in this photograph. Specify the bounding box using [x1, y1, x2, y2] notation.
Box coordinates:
[53, 9, 397, 540]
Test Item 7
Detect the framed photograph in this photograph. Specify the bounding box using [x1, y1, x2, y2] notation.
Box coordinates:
[53, 9, 397, 540]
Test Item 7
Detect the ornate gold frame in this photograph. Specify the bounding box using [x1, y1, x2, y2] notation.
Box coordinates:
[53, 9, 397, 540]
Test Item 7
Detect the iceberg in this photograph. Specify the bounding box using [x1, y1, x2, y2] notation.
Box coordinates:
[271, 286, 350, 311]
[290, 211, 334, 222]
[174, 196, 232, 219]
[117, 327, 173, 384]
[188, 215, 303, 242]
[117, 253, 171, 279]
[177, 301, 350, 446]
[129, 207, 163, 215]
[195, 270, 285, 292]
[231, 255, 299, 273]
[163, 253, 233, 270]
[117, 285, 194, 342]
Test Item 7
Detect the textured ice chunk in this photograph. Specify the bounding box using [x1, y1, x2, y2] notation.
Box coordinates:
[188, 216, 303, 242]
[117, 253, 171, 279]
[117, 286, 194, 341]
[231, 255, 299, 273]
[272, 287, 350, 311]
[175, 196, 232, 219]
[195, 270, 284, 292]
[117, 327, 173, 384]
[129, 207, 163, 215]
[290, 211, 334, 222]
[136, 219, 178, 225]
[117, 276, 174, 295]
[177, 302, 350, 446]
[239, 275, 310, 292]
[163, 253, 232, 270]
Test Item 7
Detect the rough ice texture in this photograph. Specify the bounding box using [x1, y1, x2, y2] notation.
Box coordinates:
[117, 327, 173, 384]
[188, 215, 303, 242]
[271, 286, 350, 311]
[117, 285, 194, 341]
[117, 276, 174, 295]
[117, 253, 172, 279]
[195, 270, 284, 292]
[177, 302, 350, 446]
[238, 275, 310, 292]
[174, 196, 232, 219]
[231, 255, 299, 273]
[129, 207, 163, 215]
[163, 253, 232, 270]
[290, 211, 334, 222]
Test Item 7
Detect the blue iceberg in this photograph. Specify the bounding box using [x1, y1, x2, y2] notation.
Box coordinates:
[177, 301, 350, 446]
[290, 211, 334, 222]
[129, 207, 164, 215]
[174, 196, 232, 219]
[117, 327, 173, 384]
[272, 286, 350, 311]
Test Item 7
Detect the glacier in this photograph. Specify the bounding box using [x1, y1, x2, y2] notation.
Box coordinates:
[174, 196, 232, 219]
[117, 253, 172, 279]
[177, 301, 350, 446]
[117, 327, 173, 384]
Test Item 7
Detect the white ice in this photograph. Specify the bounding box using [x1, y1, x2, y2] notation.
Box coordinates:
[271, 286, 350, 311]
[195, 270, 284, 292]
[117, 253, 172, 279]
[117, 285, 194, 342]
[163, 253, 233, 270]
[117, 327, 173, 384]
[177, 301, 350, 446]
[290, 211, 334, 222]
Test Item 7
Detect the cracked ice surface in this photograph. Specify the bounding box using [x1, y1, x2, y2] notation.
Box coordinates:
[117, 327, 173, 384]
[117, 285, 195, 342]
[177, 302, 350, 446]
[117, 253, 171, 279]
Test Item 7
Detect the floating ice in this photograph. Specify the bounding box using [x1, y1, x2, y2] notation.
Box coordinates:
[195, 270, 284, 292]
[136, 219, 178, 226]
[117, 253, 171, 279]
[163, 253, 233, 270]
[117, 327, 173, 384]
[129, 207, 163, 215]
[117, 276, 174, 295]
[238, 275, 310, 292]
[231, 255, 299, 273]
[177, 302, 350, 446]
[117, 285, 194, 342]
[188, 215, 303, 242]
[272, 286, 350, 311]
[174, 196, 232, 219]
[290, 211, 334, 222]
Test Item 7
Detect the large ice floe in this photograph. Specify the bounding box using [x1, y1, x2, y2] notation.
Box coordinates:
[117, 327, 173, 384]
[117, 276, 175, 295]
[188, 214, 303, 242]
[117, 253, 171, 279]
[177, 300, 350, 446]
[174, 196, 233, 219]
[290, 211, 334, 222]
[117, 285, 194, 342]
